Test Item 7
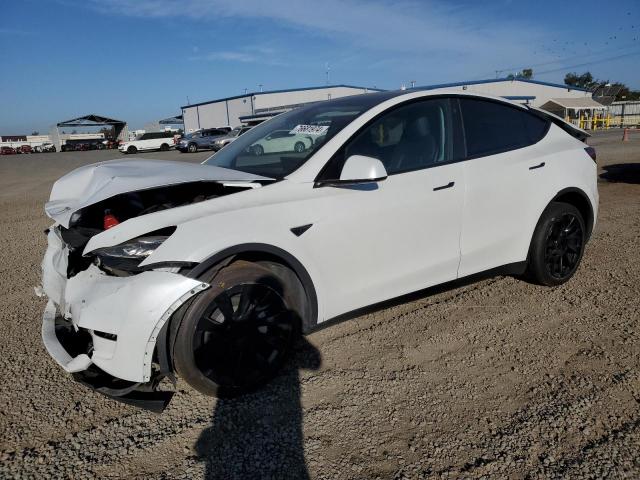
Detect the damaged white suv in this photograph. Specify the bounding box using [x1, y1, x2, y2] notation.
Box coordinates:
[41, 90, 598, 410]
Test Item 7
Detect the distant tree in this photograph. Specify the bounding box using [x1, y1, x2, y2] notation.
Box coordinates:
[507, 68, 534, 80]
[565, 73, 640, 100]
[611, 82, 640, 101]
[520, 68, 533, 79]
[564, 71, 597, 89]
[31, 131, 39, 136]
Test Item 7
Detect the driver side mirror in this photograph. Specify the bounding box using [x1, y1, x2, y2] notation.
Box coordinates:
[338, 155, 387, 184]
[315, 155, 388, 187]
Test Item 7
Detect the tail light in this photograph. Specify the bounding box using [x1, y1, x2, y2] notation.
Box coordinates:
[103, 210, 120, 229]
[584, 146, 596, 164]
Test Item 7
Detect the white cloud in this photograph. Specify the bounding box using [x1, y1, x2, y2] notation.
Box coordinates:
[84, 0, 553, 76]
[189, 46, 288, 66]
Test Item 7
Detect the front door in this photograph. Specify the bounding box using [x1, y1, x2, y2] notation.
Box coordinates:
[303, 98, 465, 319]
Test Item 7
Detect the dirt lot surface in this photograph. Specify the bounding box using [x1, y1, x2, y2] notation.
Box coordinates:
[1, 133, 639, 479]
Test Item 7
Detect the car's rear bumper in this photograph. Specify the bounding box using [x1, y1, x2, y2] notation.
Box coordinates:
[40, 227, 209, 387]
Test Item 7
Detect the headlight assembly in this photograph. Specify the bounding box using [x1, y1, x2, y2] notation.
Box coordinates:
[93, 235, 170, 275]
[97, 236, 167, 259]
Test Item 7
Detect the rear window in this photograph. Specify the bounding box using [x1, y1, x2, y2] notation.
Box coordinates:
[140, 131, 173, 140]
[460, 98, 549, 158]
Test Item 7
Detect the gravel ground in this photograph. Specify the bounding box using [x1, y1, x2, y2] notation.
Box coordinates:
[0, 133, 638, 479]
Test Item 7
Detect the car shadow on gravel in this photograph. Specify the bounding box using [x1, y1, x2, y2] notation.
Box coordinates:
[195, 337, 321, 480]
[599, 163, 640, 184]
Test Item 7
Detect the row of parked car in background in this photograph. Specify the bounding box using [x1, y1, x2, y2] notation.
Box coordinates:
[1, 124, 290, 156]
[61, 139, 119, 152]
[0, 143, 57, 155]
[119, 126, 254, 154]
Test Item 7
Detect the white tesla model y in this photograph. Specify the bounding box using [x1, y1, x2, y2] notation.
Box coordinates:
[40, 89, 598, 410]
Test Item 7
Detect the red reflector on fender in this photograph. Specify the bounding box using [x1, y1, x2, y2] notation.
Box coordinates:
[104, 210, 119, 229]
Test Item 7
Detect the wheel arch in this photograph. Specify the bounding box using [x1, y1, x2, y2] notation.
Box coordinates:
[186, 243, 319, 332]
[550, 187, 594, 240]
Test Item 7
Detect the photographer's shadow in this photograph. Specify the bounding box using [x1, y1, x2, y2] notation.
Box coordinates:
[196, 337, 321, 480]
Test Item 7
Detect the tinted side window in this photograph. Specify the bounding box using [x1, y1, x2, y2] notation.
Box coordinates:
[343, 99, 452, 175]
[460, 98, 548, 158]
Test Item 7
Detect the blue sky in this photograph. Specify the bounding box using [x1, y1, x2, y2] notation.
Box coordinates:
[1, 0, 638, 133]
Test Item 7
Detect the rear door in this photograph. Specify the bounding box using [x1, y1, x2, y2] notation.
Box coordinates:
[456, 97, 552, 277]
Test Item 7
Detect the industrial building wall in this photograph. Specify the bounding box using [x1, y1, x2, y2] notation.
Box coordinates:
[182, 86, 373, 131]
[226, 97, 254, 126]
[197, 102, 231, 130]
[182, 107, 200, 133]
[183, 97, 254, 131]
[431, 80, 590, 107]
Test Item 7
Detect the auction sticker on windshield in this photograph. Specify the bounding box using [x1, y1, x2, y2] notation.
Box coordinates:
[289, 125, 329, 136]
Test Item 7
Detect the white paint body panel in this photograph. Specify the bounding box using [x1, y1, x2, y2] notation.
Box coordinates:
[459, 124, 597, 277]
[42, 245, 208, 382]
[40, 89, 598, 385]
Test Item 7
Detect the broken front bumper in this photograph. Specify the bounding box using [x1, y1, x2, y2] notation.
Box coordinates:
[40, 227, 209, 389]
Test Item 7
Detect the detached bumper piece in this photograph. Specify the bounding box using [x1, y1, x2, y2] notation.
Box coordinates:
[73, 369, 174, 413]
[42, 300, 173, 413]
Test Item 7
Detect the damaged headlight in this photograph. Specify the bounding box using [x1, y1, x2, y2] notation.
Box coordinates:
[93, 236, 168, 274]
[97, 236, 167, 259]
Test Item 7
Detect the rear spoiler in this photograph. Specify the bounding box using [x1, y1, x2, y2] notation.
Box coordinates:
[527, 106, 590, 142]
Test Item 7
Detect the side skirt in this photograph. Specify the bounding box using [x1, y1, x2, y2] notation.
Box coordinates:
[308, 261, 527, 334]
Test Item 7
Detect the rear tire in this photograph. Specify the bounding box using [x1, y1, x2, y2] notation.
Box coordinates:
[294, 141, 305, 153]
[127, 146, 137, 154]
[173, 260, 302, 397]
[526, 201, 585, 286]
[160, 143, 169, 151]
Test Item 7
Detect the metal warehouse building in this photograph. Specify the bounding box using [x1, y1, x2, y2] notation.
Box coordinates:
[181, 85, 379, 133]
[426, 78, 591, 108]
[180, 79, 595, 133]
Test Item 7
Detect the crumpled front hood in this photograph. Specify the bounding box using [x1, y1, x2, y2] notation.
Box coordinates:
[45, 158, 272, 227]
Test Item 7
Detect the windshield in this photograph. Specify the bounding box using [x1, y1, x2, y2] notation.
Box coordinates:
[203, 92, 397, 178]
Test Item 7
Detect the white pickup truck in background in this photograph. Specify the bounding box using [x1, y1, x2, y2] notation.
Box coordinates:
[119, 131, 176, 154]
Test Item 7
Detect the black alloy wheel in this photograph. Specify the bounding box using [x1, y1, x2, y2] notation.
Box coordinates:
[193, 283, 294, 390]
[173, 261, 302, 397]
[188, 143, 198, 153]
[544, 212, 584, 280]
[526, 201, 586, 286]
[294, 141, 305, 153]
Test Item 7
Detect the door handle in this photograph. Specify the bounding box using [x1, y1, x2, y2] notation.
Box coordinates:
[529, 162, 545, 170]
[433, 181, 455, 191]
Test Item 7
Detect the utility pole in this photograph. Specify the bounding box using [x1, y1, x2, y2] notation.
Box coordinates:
[186, 96, 190, 105]
[325, 62, 330, 86]
[258, 84, 263, 92]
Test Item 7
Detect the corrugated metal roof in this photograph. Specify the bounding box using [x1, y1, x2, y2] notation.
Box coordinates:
[542, 98, 608, 109]
[181, 84, 383, 109]
[416, 77, 589, 93]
